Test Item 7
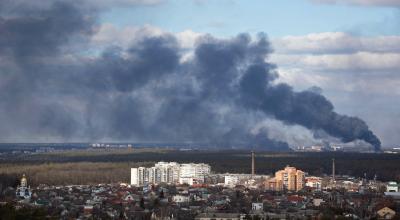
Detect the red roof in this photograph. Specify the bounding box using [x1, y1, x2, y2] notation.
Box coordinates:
[287, 195, 303, 203]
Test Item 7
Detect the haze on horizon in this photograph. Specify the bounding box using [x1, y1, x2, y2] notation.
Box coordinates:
[0, 0, 399, 150]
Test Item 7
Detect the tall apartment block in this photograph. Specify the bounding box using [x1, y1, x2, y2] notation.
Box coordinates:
[131, 162, 211, 186]
[266, 165, 305, 191]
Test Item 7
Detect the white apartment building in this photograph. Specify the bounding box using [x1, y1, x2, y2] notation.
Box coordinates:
[387, 182, 399, 192]
[179, 163, 211, 185]
[154, 162, 181, 184]
[130, 168, 139, 186]
[131, 162, 211, 186]
[131, 167, 147, 186]
[224, 175, 240, 187]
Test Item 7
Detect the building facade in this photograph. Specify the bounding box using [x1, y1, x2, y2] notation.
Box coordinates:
[179, 163, 211, 185]
[224, 175, 240, 187]
[274, 166, 305, 191]
[305, 176, 322, 191]
[131, 162, 211, 186]
[386, 181, 399, 192]
[16, 174, 32, 200]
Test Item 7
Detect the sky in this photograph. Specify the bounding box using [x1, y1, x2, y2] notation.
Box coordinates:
[102, 0, 400, 37]
[88, 0, 400, 148]
[0, 0, 399, 149]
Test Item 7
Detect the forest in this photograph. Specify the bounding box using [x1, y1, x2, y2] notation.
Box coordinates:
[1, 148, 400, 190]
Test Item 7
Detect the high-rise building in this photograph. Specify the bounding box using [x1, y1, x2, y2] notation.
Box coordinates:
[130, 168, 139, 186]
[179, 163, 211, 185]
[154, 162, 180, 184]
[130, 167, 147, 186]
[131, 162, 211, 186]
[274, 166, 305, 191]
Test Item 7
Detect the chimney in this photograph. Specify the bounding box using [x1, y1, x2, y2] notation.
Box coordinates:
[332, 158, 335, 182]
[251, 151, 255, 177]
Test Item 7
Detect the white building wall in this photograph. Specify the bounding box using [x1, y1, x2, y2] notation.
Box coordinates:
[173, 195, 190, 203]
[131, 168, 139, 186]
[179, 177, 194, 185]
[305, 177, 322, 191]
[132, 162, 210, 186]
[305, 181, 321, 190]
[149, 167, 155, 183]
[252, 203, 263, 211]
[387, 182, 399, 192]
[180, 163, 211, 184]
[138, 167, 146, 186]
[224, 175, 239, 186]
[154, 162, 180, 184]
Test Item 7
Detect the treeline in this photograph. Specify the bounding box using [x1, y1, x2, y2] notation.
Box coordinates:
[0, 162, 154, 187]
[0, 150, 399, 186]
[0, 173, 19, 197]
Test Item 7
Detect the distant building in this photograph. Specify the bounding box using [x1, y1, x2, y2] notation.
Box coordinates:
[172, 195, 190, 204]
[224, 175, 239, 187]
[131, 162, 210, 186]
[386, 182, 399, 192]
[265, 178, 278, 191]
[154, 162, 181, 184]
[179, 163, 211, 185]
[252, 203, 263, 211]
[305, 176, 322, 191]
[16, 174, 32, 200]
[295, 145, 325, 152]
[273, 166, 305, 191]
[130, 168, 140, 186]
[376, 207, 396, 219]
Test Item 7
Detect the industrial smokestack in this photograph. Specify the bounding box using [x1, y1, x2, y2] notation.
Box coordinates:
[251, 150, 255, 177]
[332, 158, 335, 182]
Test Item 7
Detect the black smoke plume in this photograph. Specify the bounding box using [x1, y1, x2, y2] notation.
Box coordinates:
[0, 1, 381, 151]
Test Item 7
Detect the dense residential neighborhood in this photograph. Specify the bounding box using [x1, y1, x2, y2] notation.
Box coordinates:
[1, 0, 400, 219]
[1, 161, 399, 219]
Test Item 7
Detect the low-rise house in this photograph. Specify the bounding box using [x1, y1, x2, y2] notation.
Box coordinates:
[305, 177, 322, 191]
[312, 198, 324, 207]
[252, 202, 263, 212]
[124, 194, 135, 202]
[377, 207, 396, 219]
[173, 195, 190, 204]
[386, 182, 399, 192]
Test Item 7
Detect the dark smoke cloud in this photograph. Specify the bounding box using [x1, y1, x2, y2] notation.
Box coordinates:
[239, 70, 381, 151]
[0, 1, 381, 151]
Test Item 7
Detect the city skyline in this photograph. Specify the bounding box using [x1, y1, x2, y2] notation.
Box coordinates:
[1, 0, 400, 215]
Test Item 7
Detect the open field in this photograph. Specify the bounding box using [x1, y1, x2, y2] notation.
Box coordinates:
[1, 149, 400, 187]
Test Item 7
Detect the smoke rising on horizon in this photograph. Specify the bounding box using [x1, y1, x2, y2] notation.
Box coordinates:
[0, 1, 381, 151]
